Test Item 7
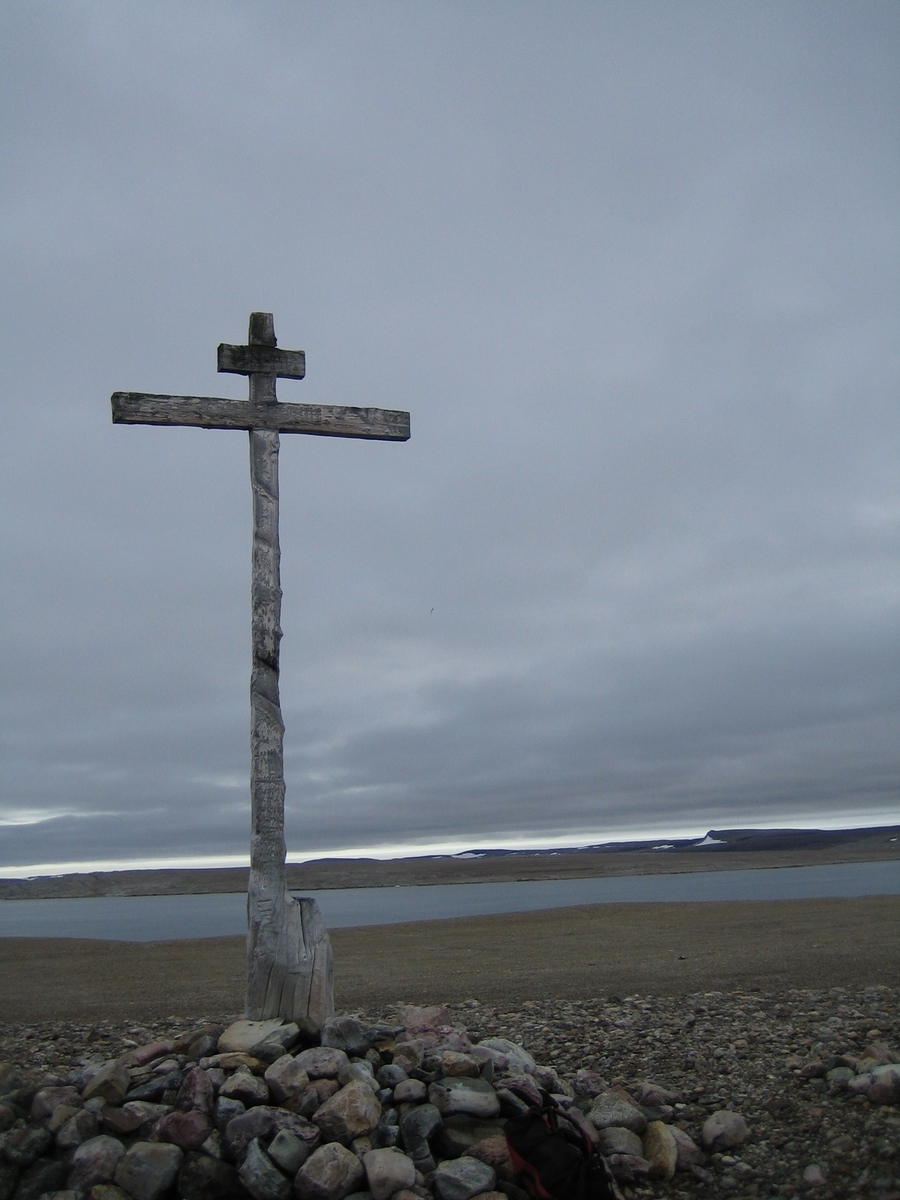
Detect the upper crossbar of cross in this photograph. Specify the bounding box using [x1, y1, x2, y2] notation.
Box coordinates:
[111, 312, 410, 441]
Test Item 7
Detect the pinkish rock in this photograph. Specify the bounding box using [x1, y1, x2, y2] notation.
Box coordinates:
[120, 1101, 171, 1135]
[126, 1041, 176, 1068]
[308, 1078, 340, 1104]
[605, 1153, 650, 1183]
[176, 1067, 214, 1115]
[635, 1082, 681, 1107]
[500, 1076, 542, 1108]
[101, 1105, 147, 1135]
[399, 1005, 452, 1032]
[31, 1086, 82, 1119]
[670, 1126, 705, 1170]
[154, 1108, 211, 1150]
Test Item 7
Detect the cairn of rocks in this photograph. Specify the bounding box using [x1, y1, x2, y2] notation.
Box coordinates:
[0, 990, 898, 1200]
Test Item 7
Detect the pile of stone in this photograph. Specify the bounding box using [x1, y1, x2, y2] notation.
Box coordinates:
[2, 999, 898, 1200]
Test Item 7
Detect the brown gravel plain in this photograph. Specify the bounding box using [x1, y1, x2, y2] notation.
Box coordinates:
[1, 896, 898, 1023]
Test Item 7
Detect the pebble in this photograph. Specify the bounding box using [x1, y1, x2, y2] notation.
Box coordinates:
[0, 983, 898, 1199]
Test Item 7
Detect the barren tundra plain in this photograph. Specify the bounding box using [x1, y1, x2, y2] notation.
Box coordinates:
[1, 834, 900, 1197]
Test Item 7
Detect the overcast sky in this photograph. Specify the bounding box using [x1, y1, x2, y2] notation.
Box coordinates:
[2, 1, 898, 874]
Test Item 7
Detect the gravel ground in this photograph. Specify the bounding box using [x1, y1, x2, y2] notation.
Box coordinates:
[2, 983, 897, 1199]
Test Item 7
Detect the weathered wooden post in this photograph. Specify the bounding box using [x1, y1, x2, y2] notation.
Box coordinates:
[112, 313, 410, 1027]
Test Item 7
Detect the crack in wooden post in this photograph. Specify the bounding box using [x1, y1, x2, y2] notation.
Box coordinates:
[111, 312, 409, 1027]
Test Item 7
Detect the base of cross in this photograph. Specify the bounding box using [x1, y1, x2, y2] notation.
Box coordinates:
[246, 890, 334, 1031]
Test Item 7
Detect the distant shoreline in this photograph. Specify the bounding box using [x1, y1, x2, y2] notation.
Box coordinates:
[1, 824, 897, 900]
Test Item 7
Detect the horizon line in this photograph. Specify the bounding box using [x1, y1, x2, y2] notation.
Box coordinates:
[1, 814, 897, 880]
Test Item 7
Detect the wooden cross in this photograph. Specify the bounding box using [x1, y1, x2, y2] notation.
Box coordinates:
[112, 312, 410, 1028]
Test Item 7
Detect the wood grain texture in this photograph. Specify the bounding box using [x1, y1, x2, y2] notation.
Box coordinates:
[245, 410, 333, 1026]
[217, 343, 306, 379]
[111, 393, 410, 440]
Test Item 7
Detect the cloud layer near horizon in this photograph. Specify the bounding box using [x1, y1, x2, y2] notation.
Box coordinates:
[1, 1, 898, 869]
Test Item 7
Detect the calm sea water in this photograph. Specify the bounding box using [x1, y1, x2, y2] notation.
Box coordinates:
[0, 860, 896, 942]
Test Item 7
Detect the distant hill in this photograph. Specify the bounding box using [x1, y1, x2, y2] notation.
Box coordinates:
[1, 824, 897, 900]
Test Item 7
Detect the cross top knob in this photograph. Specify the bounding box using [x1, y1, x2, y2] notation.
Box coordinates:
[217, 312, 306, 405]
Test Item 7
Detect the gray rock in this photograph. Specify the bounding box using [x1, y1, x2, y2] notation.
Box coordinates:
[338, 1062, 378, 1093]
[114, 1141, 183, 1200]
[398, 1102, 442, 1175]
[588, 1092, 647, 1134]
[177, 1150, 243, 1200]
[322, 1018, 377, 1060]
[82, 1060, 131, 1106]
[475, 1039, 535, 1075]
[224, 1107, 280, 1158]
[362, 1147, 416, 1200]
[596, 1127, 643, 1158]
[295, 1142, 366, 1200]
[7, 1157, 66, 1200]
[432, 1155, 496, 1200]
[55, 1107, 100, 1149]
[219, 1068, 270, 1107]
[701, 1110, 749, 1151]
[268, 1128, 309, 1174]
[399, 1102, 442, 1145]
[393, 1079, 426, 1104]
[572, 1070, 609, 1098]
[295, 1048, 352, 1081]
[218, 1020, 295, 1055]
[1, 1125, 51, 1167]
[375, 1066, 408, 1089]
[0, 1065, 24, 1097]
[532, 1066, 572, 1097]
[66, 1134, 126, 1192]
[215, 1095, 246, 1130]
[237, 1138, 291, 1200]
[125, 1072, 182, 1102]
[438, 1115, 506, 1160]
[428, 1077, 500, 1120]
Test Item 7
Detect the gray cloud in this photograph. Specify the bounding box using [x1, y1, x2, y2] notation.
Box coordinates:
[1, 1, 898, 869]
